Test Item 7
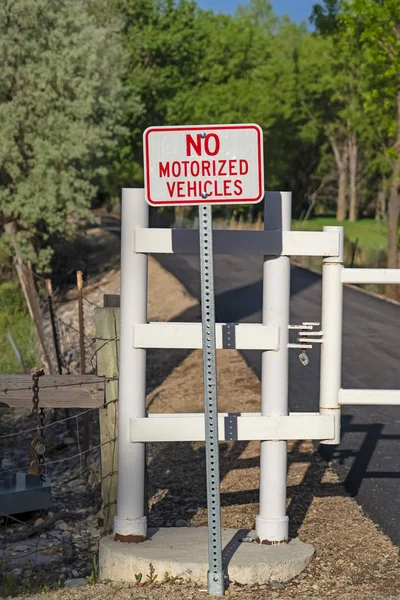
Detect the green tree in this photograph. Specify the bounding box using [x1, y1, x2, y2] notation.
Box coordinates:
[118, 0, 208, 188]
[310, 1, 368, 222]
[0, 0, 124, 270]
[342, 0, 400, 282]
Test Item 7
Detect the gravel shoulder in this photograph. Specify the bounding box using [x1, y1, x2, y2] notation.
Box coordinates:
[2, 239, 399, 600]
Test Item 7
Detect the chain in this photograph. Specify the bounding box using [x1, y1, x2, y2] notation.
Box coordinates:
[28, 369, 46, 481]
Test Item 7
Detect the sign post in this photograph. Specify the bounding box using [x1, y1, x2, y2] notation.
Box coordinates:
[198, 202, 224, 594]
[144, 124, 264, 596]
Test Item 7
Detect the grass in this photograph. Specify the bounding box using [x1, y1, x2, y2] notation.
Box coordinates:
[292, 217, 388, 252]
[0, 280, 39, 374]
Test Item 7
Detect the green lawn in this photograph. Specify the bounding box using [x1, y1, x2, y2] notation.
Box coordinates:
[0, 281, 39, 373]
[292, 217, 388, 251]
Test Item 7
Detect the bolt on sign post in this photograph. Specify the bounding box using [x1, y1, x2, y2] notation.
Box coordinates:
[143, 124, 264, 596]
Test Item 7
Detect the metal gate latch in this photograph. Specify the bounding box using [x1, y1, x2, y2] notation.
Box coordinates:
[288, 322, 323, 366]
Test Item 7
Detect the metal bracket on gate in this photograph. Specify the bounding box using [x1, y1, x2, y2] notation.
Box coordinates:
[288, 322, 323, 366]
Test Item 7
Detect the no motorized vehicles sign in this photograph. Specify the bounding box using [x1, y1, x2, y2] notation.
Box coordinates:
[143, 124, 264, 206]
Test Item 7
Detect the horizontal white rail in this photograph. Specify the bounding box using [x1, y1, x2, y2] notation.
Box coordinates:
[288, 343, 312, 349]
[133, 322, 279, 350]
[130, 412, 335, 442]
[339, 389, 400, 405]
[134, 228, 340, 257]
[342, 268, 400, 284]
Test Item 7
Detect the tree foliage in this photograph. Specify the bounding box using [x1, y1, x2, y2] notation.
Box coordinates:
[0, 0, 124, 269]
[1, 0, 400, 272]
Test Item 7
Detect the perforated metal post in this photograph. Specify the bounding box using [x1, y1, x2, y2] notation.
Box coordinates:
[199, 204, 224, 596]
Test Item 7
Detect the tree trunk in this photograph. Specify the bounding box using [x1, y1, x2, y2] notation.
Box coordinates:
[375, 179, 387, 221]
[330, 136, 349, 221]
[337, 165, 348, 221]
[386, 92, 400, 299]
[348, 133, 358, 222]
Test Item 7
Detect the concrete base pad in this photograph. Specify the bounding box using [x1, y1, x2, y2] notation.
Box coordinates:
[100, 528, 314, 585]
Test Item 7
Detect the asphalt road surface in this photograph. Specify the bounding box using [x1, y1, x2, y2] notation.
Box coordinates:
[156, 252, 400, 546]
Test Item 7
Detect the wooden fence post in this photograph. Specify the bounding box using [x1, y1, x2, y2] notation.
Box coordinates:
[95, 305, 120, 535]
[4, 222, 53, 372]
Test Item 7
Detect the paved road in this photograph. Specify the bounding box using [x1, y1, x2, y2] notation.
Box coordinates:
[156, 252, 400, 545]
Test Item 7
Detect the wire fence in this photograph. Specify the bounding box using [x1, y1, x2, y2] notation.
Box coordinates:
[0, 276, 119, 583]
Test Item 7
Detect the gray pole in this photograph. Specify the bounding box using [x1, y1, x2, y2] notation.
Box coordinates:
[199, 204, 224, 596]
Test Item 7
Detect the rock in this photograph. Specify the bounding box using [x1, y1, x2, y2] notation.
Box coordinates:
[72, 569, 80, 578]
[271, 593, 279, 600]
[14, 544, 28, 552]
[240, 536, 254, 543]
[40, 546, 62, 556]
[34, 518, 45, 527]
[62, 534, 74, 562]
[67, 480, 80, 488]
[175, 519, 188, 527]
[271, 581, 285, 590]
[12, 568, 22, 576]
[64, 578, 88, 589]
[50, 529, 63, 539]
[55, 520, 69, 531]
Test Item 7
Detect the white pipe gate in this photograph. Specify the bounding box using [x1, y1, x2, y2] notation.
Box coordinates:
[114, 187, 400, 548]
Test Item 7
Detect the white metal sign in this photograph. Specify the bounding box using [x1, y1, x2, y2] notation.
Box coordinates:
[143, 124, 264, 206]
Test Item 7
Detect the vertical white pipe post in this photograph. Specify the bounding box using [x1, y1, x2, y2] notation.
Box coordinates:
[114, 188, 148, 542]
[256, 191, 291, 544]
[319, 226, 344, 445]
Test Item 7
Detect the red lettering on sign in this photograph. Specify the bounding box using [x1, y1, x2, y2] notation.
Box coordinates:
[204, 180, 212, 195]
[186, 134, 202, 156]
[177, 181, 185, 197]
[239, 160, 248, 175]
[181, 160, 189, 176]
[172, 162, 181, 177]
[185, 133, 221, 157]
[214, 180, 223, 197]
[234, 180, 242, 195]
[223, 180, 232, 196]
[166, 181, 176, 197]
[159, 162, 170, 177]
[202, 161, 211, 176]
[188, 181, 196, 196]
[218, 160, 227, 176]
[191, 161, 200, 177]
[205, 133, 220, 156]
[229, 159, 237, 176]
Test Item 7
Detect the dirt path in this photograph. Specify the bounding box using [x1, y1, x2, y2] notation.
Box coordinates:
[8, 253, 400, 600]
